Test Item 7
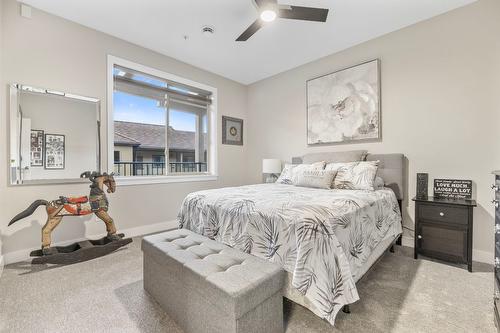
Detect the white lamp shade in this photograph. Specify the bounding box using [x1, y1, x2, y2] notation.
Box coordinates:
[262, 159, 282, 174]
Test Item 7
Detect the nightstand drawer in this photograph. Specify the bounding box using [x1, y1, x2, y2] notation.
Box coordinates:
[419, 203, 468, 225]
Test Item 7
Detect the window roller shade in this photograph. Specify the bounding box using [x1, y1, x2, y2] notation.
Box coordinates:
[114, 75, 211, 107]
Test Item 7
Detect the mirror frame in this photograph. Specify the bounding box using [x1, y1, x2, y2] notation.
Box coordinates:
[9, 83, 101, 186]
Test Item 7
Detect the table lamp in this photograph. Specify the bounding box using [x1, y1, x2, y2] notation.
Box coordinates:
[262, 159, 282, 183]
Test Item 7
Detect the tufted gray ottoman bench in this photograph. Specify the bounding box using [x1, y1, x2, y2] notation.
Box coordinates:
[142, 229, 284, 333]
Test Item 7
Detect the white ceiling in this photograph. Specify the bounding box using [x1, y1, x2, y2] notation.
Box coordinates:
[21, 0, 476, 84]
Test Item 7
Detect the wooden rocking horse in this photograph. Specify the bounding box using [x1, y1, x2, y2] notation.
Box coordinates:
[9, 171, 127, 259]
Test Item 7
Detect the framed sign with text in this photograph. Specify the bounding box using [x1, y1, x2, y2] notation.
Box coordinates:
[433, 179, 472, 200]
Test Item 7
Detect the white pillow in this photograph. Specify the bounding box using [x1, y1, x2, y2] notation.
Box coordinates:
[328, 161, 379, 190]
[325, 161, 358, 173]
[324, 161, 356, 188]
[295, 170, 337, 189]
[374, 176, 385, 190]
[276, 164, 295, 184]
[276, 161, 325, 185]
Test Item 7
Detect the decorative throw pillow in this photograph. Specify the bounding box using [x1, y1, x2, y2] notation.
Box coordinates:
[331, 161, 379, 190]
[276, 161, 325, 185]
[374, 176, 385, 190]
[324, 162, 357, 188]
[290, 161, 326, 184]
[295, 170, 337, 189]
[276, 164, 296, 185]
[324, 161, 358, 173]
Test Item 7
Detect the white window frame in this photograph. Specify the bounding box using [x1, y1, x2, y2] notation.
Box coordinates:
[107, 55, 218, 186]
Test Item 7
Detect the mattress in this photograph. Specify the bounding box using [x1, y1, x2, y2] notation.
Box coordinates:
[178, 183, 402, 326]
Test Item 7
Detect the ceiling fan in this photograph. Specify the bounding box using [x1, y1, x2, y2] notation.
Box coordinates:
[236, 0, 329, 41]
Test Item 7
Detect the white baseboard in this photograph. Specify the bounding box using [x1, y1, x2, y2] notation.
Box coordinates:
[401, 235, 413, 248]
[4, 222, 494, 266]
[473, 249, 493, 265]
[400, 235, 493, 265]
[3, 220, 178, 265]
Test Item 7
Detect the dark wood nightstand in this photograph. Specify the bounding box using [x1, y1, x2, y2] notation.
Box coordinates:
[412, 196, 477, 272]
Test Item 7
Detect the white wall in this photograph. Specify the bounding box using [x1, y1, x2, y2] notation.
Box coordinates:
[0, 0, 4, 273]
[1, 0, 498, 265]
[18, 91, 98, 180]
[247, 0, 500, 262]
[0, 0, 250, 262]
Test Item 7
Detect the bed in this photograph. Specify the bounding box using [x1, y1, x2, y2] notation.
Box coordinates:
[178, 153, 404, 326]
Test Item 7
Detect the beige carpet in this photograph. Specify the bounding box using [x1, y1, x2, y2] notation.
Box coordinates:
[0, 237, 495, 333]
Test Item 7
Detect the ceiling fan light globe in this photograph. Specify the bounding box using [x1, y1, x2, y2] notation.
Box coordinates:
[260, 10, 277, 22]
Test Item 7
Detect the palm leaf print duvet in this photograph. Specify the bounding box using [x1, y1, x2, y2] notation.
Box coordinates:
[178, 183, 402, 325]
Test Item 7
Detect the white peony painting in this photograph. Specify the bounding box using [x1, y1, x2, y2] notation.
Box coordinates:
[307, 59, 381, 145]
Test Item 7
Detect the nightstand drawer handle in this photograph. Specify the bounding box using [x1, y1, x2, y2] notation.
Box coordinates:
[417, 235, 422, 239]
[439, 212, 444, 217]
[493, 200, 499, 208]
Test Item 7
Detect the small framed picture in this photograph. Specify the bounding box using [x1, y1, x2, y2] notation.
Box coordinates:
[44, 134, 65, 169]
[30, 130, 44, 167]
[222, 116, 243, 146]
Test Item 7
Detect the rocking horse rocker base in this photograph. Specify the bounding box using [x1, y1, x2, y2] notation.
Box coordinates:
[29, 233, 132, 265]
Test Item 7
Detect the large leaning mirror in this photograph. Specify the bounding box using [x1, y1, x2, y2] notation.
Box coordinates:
[9, 84, 101, 185]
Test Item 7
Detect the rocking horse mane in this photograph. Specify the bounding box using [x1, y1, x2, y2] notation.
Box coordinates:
[80, 171, 115, 181]
[80, 171, 116, 195]
[80, 171, 100, 181]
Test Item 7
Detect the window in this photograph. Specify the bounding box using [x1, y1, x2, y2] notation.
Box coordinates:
[168, 104, 208, 173]
[135, 156, 144, 173]
[108, 56, 217, 185]
[152, 155, 164, 163]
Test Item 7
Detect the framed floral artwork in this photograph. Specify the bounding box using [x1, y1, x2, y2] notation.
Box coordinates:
[307, 59, 381, 145]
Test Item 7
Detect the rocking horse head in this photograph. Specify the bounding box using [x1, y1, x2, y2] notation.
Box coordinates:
[80, 171, 116, 193]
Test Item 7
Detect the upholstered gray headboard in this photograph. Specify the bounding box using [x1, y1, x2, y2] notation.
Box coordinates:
[366, 154, 405, 201]
[292, 153, 406, 201]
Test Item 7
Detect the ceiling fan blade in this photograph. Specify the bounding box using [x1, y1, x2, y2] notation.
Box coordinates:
[236, 19, 264, 41]
[278, 6, 329, 22]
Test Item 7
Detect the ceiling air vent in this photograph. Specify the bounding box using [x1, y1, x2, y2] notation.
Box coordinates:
[202, 26, 215, 36]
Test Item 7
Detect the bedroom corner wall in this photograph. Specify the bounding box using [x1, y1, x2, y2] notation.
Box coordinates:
[0, 0, 4, 274]
[247, 0, 500, 263]
[0, 0, 251, 264]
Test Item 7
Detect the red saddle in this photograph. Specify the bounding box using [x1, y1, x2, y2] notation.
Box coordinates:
[60, 196, 92, 216]
[65, 196, 89, 204]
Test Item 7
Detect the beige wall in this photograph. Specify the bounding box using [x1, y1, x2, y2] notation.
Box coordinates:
[0, 0, 250, 260]
[247, 0, 500, 260]
[1, 0, 498, 264]
[113, 145, 133, 163]
[0, 0, 4, 271]
[135, 150, 163, 163]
